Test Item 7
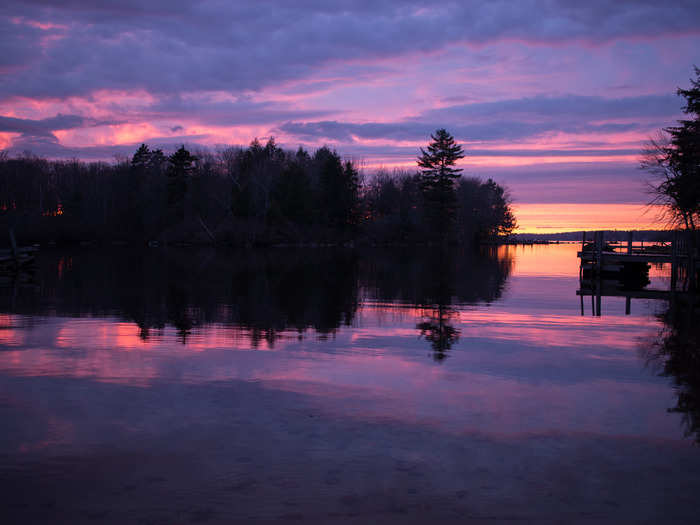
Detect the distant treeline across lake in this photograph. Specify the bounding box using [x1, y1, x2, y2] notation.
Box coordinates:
[0, 139, 514, 246]
[513, 230, 676, 242]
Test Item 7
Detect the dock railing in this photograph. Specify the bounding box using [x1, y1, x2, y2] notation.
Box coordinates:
[577, 230, 699, 315]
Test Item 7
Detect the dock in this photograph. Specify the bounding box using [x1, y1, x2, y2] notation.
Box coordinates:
[577, 230, 699, 315]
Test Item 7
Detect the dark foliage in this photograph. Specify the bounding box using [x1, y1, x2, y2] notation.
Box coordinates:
[642, 67, 700, 230]
[645, 298, 700, 443]
[0, 136, 515, 246]
[417, 128, 465, 240]
[363, 169, 516, 243]
[167, 145, 197, 219]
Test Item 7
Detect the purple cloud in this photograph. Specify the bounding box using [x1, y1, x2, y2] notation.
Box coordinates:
[0, 114, 89, 137]
[276, 94, 679, 143]
[1, 1, 699, 98]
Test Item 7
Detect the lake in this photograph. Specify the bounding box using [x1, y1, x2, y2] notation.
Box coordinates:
[1, 244, 699, 524]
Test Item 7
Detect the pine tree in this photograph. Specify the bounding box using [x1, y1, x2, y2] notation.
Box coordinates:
[417, 129, 465, 240]
[148, 149, 166, 176]
[131, 143, 151, 171]
[167, 145, 197, 219]
[666, 67, 700, 229]
[643, 68, 700, 230]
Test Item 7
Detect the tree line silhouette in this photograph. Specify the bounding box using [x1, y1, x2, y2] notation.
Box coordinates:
[0, 131, 515, 246]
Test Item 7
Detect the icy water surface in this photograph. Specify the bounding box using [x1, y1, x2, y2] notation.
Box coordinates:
[1, 244, 699, 524]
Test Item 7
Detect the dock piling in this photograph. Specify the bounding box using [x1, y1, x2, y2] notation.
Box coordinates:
[595, 231, 603, 272]
[690, 231, 696, 290]
[672, 230, 678, 291]
[627, 231, 633, 254]
[577, 229, 699, 314]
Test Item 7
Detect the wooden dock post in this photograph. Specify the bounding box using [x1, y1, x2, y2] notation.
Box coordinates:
[671, 230, 678, 291]
[690, 231, 697, 290]
[595, 231, 603, 272]
[595, 231, 602, 316]
[627, 231, 633, 254]
[579, 231, 587, 281]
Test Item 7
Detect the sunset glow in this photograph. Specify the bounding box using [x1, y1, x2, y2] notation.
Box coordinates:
[513, 203, 665, 233]
[2, 2, 699, 231]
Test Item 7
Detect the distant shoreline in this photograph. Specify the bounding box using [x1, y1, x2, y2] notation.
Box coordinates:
[511, 229, 673, 242]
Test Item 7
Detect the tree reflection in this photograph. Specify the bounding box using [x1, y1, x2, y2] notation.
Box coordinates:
[363, 246, 511, 360]
[0, 245, 512, 357]
[416, 251, 459, 362]
[417, 304, 459, 361]
[361, 246, 512, 306]
[643, 298, 700, 442]
[0, 247, 361, 347]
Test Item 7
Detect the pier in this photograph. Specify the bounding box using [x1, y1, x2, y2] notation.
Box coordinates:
[577, 230, 699, 315]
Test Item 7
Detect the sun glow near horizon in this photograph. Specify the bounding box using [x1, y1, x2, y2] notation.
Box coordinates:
[512, 203, 665, 234]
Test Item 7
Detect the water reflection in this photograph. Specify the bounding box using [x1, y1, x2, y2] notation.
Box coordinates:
[417, 304, 459, 361]
[643, 297, 700, 442]
[409, 252, 461, 362]
[0, 246, 511, 357]
[4, 245, 700, 524]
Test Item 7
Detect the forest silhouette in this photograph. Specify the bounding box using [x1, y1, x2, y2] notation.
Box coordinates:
[0, 132, 515, 246]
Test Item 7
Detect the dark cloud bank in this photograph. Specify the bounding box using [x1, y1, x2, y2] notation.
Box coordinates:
[2, 1, 699, 97]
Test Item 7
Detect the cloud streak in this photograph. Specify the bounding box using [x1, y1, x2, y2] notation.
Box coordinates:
[0, 114, 89, 137]
[276, 94, 678, 143]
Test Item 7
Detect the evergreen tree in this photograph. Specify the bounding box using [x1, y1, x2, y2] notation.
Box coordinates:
[148, 148, 166, 176]
[666, 67, 700, 229]
[315, 147, 351, 229]
[417, 129, 465, 240]
[643, 67, 700, 230]
[125, 144, 152, 234]
[340, 160, 360, 230]
[272, 160, 312, 225]
[167, 145, 197, 219]
[131, 143, 151, 171]
[482, 178, 517, 237]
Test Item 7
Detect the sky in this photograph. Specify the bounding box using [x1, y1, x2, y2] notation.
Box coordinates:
[1, 1, 699, 232]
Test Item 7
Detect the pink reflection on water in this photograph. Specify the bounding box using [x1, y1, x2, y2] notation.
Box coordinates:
[0, 306, 675, 440]
[0, 244, 677, 442]
[0, 314, 24, 347]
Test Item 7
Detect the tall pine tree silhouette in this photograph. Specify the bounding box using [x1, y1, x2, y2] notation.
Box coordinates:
[417, 129, 465, 241]
[167, 145, 197, 220]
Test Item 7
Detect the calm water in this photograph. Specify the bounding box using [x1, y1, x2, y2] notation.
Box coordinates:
[1, 244, 699, 524]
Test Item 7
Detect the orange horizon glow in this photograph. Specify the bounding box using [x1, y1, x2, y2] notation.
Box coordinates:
[512, 203, 666, 233]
